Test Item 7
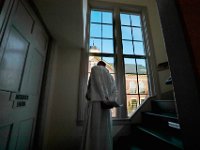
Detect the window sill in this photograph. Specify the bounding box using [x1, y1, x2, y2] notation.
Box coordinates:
[77, 117, 132, 126]
[112, 118, 132, 125]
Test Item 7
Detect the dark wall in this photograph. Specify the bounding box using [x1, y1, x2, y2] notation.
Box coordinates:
[156, 0, 200, 149]
[176, 0, 200, 80]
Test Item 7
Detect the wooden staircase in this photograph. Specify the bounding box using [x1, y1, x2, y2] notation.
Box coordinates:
[114, 100, 184, 150]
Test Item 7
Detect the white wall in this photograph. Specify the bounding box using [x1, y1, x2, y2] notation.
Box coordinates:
[41, 42, 58, 150]
[33, 0, 172, 149]
[33, 0, 85, 149]
[44, 45, 82, 150]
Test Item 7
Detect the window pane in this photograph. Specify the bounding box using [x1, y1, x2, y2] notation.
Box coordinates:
[124, 58, 136, 74]
[134, 41, 144, 55]
[102, 39, 113, 53]
[90, 38, 101, 53]
[131, 15, 141, 27]
[91, 10, 101, 23]
[89, 56, 115, 74]
[127, 95, 139, 115]
[90, 24, 101, 37]
[102, 57, 115, 73]
[136, 59, 147, 74]
[121, 26, 132, 40]
[138, 75, 149, 94]
[139, 81, 145, 94]
[102, 12, 112, 24]
[140, 95, 148, 103]
[120, 14, 130, 25]
[102, 25, 113, 38]
[125, 74, 138, 94]
[132, 27, 143, 41]
[122, 40, 133, 55]
[88, 56, 100, 72]
[138, 78, 148, 94]
[111, 108, 117, 117]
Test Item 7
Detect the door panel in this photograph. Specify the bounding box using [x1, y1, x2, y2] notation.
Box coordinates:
[0, 0, 6, 12]
[0, 91, 12, 123]
[15, 119, 34, 150]
[32, 24, 48, 56]
[0, 0, 13, 39]
[13, 1, 34, 35]
[0, 0, 49, 149]
[0, 27, 29, 91]
[20, 47, 44, 96]
[0, 124, 12, 150]
[26, 49, 43, 95]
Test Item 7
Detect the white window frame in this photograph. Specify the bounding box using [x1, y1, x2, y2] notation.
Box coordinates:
[77, 1, 159, 124]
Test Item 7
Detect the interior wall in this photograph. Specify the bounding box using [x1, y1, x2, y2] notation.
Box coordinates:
[33, 0, 85, 149]
[45, 45, 82, 150]
[176, 0, 200, 81]
[42, 42, 58, 150]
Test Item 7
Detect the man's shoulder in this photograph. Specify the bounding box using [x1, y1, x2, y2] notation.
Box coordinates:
[91, 66, 109, 74]
[91, 66, 100, 72]
[91, 65, 104, 70]
[91, 66, 99, 69]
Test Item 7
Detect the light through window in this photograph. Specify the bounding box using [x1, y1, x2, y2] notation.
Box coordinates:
[88, 10, 150, 118]
[121, 13, 149, 116]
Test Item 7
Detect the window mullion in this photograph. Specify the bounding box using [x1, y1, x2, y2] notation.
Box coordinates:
[134, 59, 141, 105]
[101, 12, 103, 58]
[114, 8, 128, 118]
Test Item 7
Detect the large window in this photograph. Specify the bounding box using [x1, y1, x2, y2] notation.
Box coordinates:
[88, 9, 150, 118]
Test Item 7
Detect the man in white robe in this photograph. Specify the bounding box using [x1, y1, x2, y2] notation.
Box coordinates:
[81, 61, 119, 150]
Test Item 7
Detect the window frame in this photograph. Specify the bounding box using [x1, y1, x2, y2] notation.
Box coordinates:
[77, 1, 159, 124]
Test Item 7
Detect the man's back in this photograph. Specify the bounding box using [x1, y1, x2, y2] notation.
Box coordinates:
[81, 62, 117, 150]
[87, 65, 114, 101]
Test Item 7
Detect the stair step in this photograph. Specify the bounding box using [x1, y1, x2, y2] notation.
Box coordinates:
[143, 112, 178, 120]
[141, 112, 182, 140]
[142, 112, 178, 123]
[114, 98, 183, 150]
[114, 135, 144, 150]
[130, 146, 143, 150]
[151, 100, 177, 114]
[137, 126, 184, 149]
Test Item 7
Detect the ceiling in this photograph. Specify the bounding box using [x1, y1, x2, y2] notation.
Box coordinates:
[33, 0, 84, 48]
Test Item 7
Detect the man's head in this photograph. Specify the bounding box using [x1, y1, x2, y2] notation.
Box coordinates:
[97, 61, 106, 67]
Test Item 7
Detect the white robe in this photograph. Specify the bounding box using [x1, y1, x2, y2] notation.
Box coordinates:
[80, 66, 118, 150]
